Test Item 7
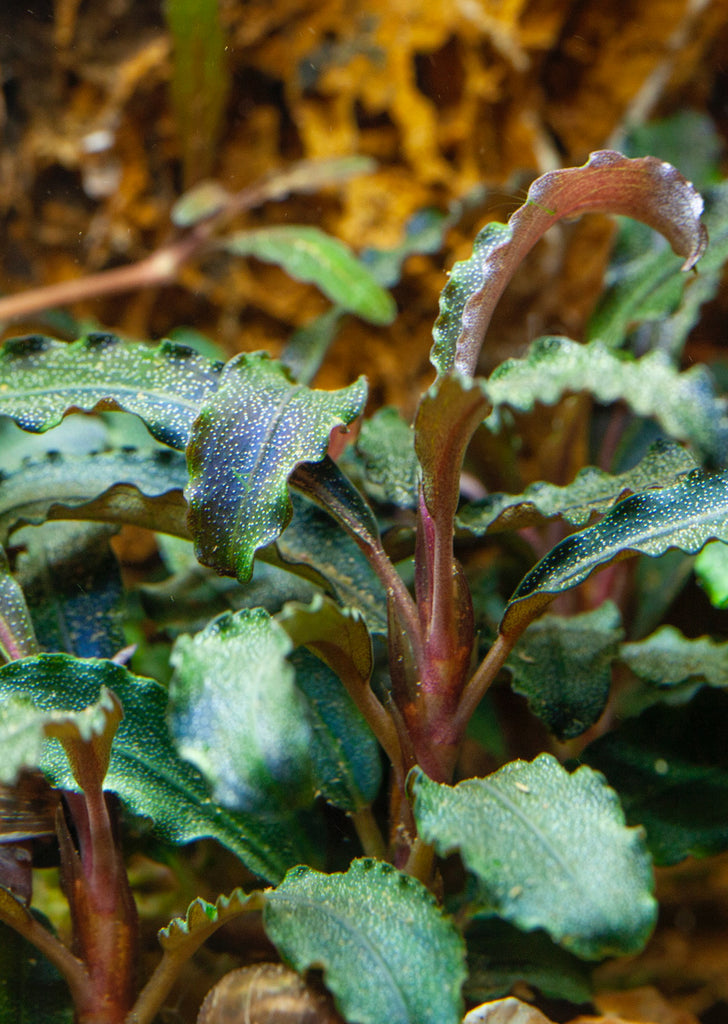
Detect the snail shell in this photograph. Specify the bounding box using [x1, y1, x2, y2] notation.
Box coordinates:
[197, 963, 345, 1024]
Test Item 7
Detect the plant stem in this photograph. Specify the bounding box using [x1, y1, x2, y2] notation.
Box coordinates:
[350, 806, 387, 860]
[453, 632, 516, 735]
[403, 839, 435, 887]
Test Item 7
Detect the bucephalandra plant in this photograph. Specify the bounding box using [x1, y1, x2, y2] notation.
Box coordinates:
[0, 147, 728, 1023]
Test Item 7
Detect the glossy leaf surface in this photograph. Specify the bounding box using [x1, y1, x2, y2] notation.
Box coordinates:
[0, 655, 308, 881]
[264, 860, 466, 1024]
[458, 441, 695, 534]
[0, 548, 38, 662]
[506, 604, 623, 739]
[582, 687, 728, 865]
[0, 334, 222, 450]
[432, 151, 706, 376]
[186, 352, 367, 582]
[410, 756, 656, 959]
[0, 448, 189, 546]
[224, 226, 397, 324]
[501, 467, 728, 637]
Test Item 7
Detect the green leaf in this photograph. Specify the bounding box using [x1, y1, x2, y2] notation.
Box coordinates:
[464, 919, 592, 1006]
[501, 467, 728, 638]
[0, 654, 309, 881]
[581, 687, 728, 865]
[410, 756, 656, 959]
[275, 493, 388, 635]
[280, 307, 345, 386]
[186, 352, 367, 582]
[168, 608, 316, 815]
[588, 181, 728, 357]
[432, 151, 707, 376]
[0, 334, 222, 450]
[0, 920, 73, 1024]
[506, 604, 624, 740]
[224, 226, 397, 325]
[264, 859, 466, 1024]
[159, 888, 264, 953]
[484, 336, 728, 468]
[0, 696, 48, 783]
[695, 539, 728, 608]
[165, 0, 230, 184]
[0, 547, 38, 662]
[620, 625, 728, 690]
[15, 522, 125, 659]
[277, 598, 382, 811]
[458, 440, 696, 534]
[355, 408, 420, 508]
[0, 447, 189, 546]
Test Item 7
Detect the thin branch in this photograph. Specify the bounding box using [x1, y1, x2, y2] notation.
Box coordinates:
[350, 806, 387, 860]
[0, 900, 89, 1005]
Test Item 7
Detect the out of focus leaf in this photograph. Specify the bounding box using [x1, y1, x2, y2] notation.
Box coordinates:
[0, 547, 38, 662]
[695, 539, 728, 608]
[224, 226, 397, 325]
[581, 687, 728, 865]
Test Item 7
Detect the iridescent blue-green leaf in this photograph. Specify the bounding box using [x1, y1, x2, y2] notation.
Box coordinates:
[410, 757, 656, 960]
[485, 336, 728, 468]
[168, 608, 316, 815]
[0, 334, 222, 450]
[0, 654, 308, 881]
[432, 151, 706, 376]
[506, 604, 623, 740]
[0, 447, 189, 546]
[0, 547, 38, 663]
[501, 467, 728, 638]
[581, 687, 728, 865]
[15, 522, 125, 659]
[458, 441, 695, 535]
[264, 860, 466, 1024]
[224, 226, 397, 325]
[186, 352, 367, 582]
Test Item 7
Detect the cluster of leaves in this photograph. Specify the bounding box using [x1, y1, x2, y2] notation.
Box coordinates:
[1, 129, 728, 1024]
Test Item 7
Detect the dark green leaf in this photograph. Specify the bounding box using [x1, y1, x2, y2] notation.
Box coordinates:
[0, 654, 310, 881]
[264, 859, 466, 1024]
[0, 334, 222, 450]
[464, 919, 592, 1006]
[581, 687, 728, 865]
[224, 226, 397, 325]
[15, 522, 125, 658]
[0, 447, 189, 546]
[432, 151, 707, 376]
[168, 608, 316, 815]
[0, 921, 73, 1024]
[355, 408, 420, 508]
[458, 441, 696, 534]
[186, 352, 367, 582]
[485, 337, 728, 468]
[410, 757, 656, 959]
[275, 492, 388, 636]
[507, 604, 624, 739]
[501, 467, 728, 638]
